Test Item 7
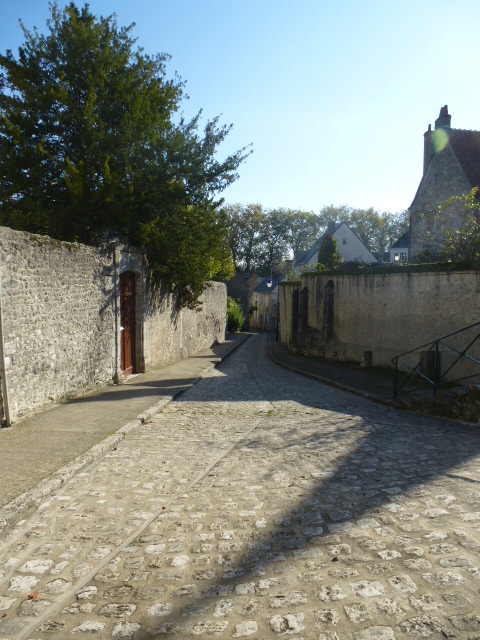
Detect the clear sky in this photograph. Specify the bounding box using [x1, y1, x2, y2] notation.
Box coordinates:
[1, 0, 480, 215]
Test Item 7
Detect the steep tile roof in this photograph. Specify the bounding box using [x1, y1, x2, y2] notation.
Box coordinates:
[448, 129, 480, 189]
[391, 229, 409, 249]
[253, 276, 282, 293]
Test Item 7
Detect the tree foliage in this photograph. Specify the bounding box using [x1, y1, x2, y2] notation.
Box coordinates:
[317, 235, 340, 270]
[0, 2, 248, 307]
[435, 188, 480, 263]
[222, 204, 323, 275]
[226, 296, 245, 333]
[222, 203, 407, 275]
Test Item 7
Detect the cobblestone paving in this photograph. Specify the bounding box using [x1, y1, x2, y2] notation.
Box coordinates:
[1, 333, 480, 639]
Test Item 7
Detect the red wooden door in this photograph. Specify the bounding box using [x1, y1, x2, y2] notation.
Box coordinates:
[120, 271, 136, 376]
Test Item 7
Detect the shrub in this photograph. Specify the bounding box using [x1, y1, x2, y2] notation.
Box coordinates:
[227, 297, 246, 333]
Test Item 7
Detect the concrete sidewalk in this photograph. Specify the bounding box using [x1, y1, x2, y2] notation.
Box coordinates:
[269, 334, 399, 404]
[0, 333, 250, 531]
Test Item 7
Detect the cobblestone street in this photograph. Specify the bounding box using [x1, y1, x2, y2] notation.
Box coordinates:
[1, 332, 480, 639]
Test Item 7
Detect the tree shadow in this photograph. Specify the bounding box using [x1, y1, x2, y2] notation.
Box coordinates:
[128, 333, 480, 637]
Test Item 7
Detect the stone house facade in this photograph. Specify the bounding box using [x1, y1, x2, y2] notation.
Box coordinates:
[409, 105, 480, 259]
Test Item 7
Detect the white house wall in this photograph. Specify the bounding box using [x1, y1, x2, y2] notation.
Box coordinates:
[333, 224, 377, 263]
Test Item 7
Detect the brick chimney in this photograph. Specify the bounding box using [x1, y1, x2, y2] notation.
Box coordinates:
[327, 220, 336, 237]
[435, 105, 451, 130]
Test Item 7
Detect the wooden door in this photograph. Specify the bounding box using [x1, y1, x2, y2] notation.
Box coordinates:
[120, 271, 136, 376]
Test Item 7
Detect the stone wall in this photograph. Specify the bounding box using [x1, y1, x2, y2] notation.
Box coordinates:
[0, 227, 115, 422]
[0, 227, 226, 423]
[280, 269, 480, 375]
[143, 282, 226, 368]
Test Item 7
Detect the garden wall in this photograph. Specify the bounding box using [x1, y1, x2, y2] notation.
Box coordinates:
[0, 227, 226, 423]
[280, 269, 480, 375]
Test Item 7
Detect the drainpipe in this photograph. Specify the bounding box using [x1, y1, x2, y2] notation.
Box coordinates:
[0, 258, 11, 426]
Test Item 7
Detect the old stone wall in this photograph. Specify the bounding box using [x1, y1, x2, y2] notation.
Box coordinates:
[280, 270, 480, 375]
[0, 227, 226, 423]
[0, 227, 115, 422]
[143, 281, 226, 368]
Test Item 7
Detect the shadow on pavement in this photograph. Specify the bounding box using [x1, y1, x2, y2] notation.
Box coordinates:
[131, 332, 480, 637]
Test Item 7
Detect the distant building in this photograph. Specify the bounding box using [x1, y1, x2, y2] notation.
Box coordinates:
[409, 105, 480, 259]
[250, 275, 282, 332]
[294, 220, 378, 273]
[389, 230, 409, 263]
[227, 272, 260, 331]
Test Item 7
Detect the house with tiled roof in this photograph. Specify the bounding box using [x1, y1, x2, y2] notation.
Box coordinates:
[389, 229, 409, 263]
[293, 220, 378, 273]
[409, 105, 480, 259]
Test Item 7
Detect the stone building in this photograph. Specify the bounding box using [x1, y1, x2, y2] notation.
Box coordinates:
[409, 105, 480, 259]
[249, 276, 281, 332]
[389, 230, 409, 263]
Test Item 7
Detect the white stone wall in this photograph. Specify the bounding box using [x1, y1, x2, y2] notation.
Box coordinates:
[0, 228, 227, 423]
[280, 270, 480, 372]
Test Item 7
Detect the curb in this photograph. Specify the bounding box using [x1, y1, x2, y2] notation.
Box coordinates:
[267, 338, 397, 408]
[0, 334, 251, 535]
[268, 338, 478, 430]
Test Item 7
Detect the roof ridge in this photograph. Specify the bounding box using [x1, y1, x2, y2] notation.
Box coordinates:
[448, 127, 480, 134]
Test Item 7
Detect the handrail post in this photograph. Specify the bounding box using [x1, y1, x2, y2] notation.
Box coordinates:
[433, 340, 439, 397]
[392, 321, 480, 400]
[393, 357, 398, 400]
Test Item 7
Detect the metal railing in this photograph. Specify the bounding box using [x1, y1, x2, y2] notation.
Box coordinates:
[392, 321, 480, 400]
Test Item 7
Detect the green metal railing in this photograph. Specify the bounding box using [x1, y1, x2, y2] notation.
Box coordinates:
[392, 321, 480, 400]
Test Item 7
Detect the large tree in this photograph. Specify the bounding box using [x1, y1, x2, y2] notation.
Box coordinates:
[0, 3, 248, 306]
[284, 209, 323, 257]
[222, 203, 265, 273]
[258, 208, 291, 275]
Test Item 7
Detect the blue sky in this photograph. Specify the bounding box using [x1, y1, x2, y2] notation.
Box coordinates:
[1, 0, 480, 214]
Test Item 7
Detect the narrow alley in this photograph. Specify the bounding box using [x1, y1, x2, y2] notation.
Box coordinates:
[1, 333, 480, 639]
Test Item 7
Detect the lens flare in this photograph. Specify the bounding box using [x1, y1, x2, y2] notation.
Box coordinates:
[433, 128, 449, 153]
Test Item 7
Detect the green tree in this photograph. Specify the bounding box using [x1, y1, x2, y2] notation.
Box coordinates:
[258, 208, 291, 275]
[222, 203, 265, 274]
[0, 2, 248, 307]
[226, 296, 245, 333]
[317, 235, 340, 270]
[285, 209, 323, 256]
